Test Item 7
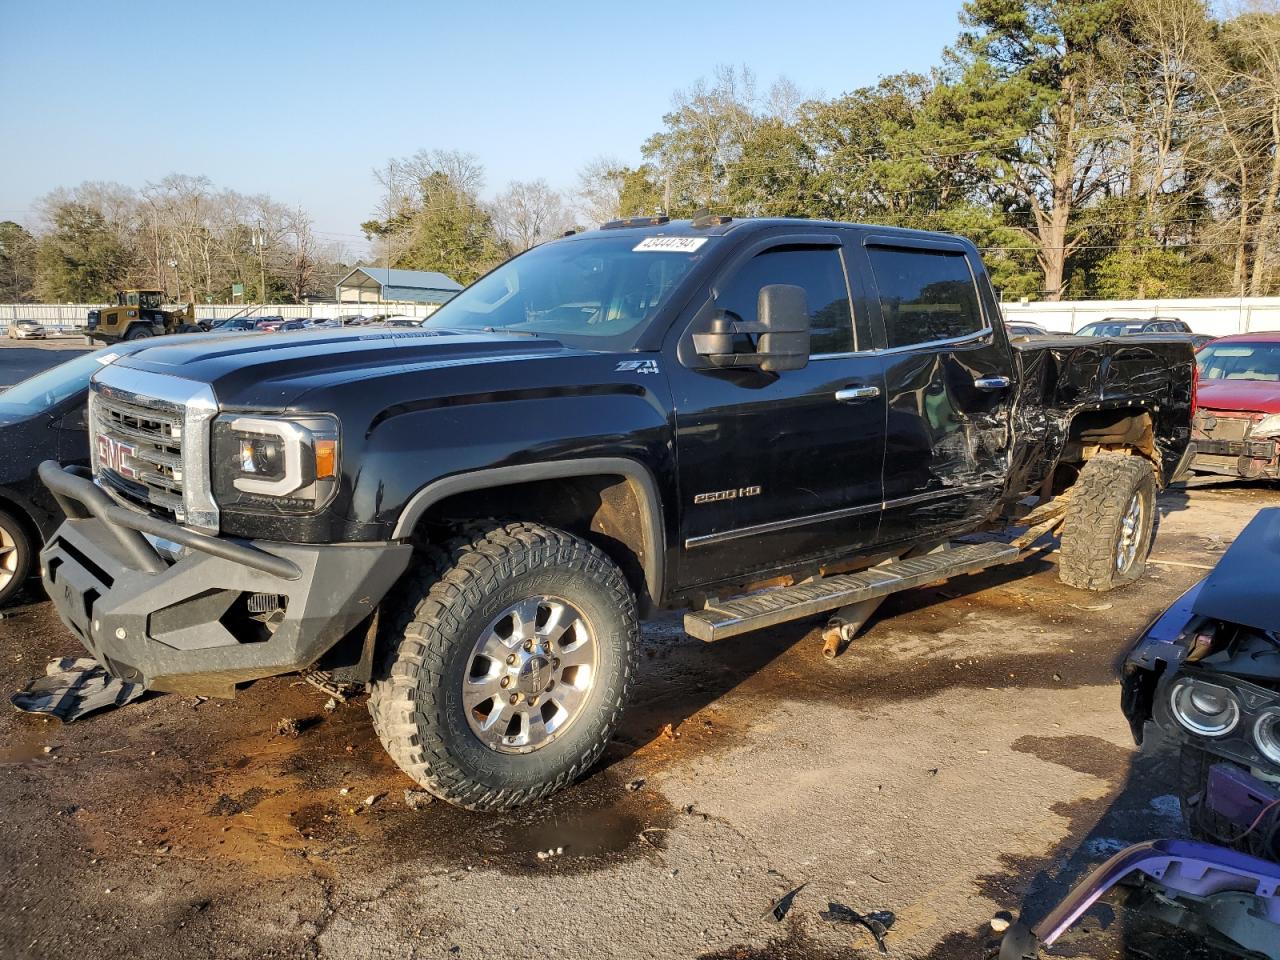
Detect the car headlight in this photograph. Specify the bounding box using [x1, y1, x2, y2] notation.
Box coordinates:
[212, 414, 339, 514]
[1169, 678, 1241, 737]
[1253, 708, 1280, 765]
[1252, 413, 1280, 439]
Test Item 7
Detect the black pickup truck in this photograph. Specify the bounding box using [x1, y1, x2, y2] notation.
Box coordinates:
[37, 216, 1195, 810]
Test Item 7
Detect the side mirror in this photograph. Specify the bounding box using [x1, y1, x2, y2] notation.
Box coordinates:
[693, 283, 811, 372]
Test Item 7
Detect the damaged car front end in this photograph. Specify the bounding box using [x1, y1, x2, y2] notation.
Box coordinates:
[1191, 334, 1280, 482]
[1004, 507, 1280, 959]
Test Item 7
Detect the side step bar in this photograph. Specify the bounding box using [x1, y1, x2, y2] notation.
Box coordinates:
[683, 541, 1022, 642]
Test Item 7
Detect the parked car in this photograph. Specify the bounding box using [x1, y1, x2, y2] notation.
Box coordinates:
[8, 320, 47, 340]
[1190, 332, 1280, 481]
[37, 216, 1195, 810]
[0, 339, 160, 605]
[372, 316, 423, 328]
[253, 316, 288, 331]
[1006, 322, 1049, 338]
[1076, 316, 1192, 337]
[214, 318, 261, 333]
[275, 319, 308, 332]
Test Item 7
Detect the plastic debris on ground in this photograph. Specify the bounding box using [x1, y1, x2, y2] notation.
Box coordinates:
[765, 883, 807, 922]
[819, 901, 896, 953]
[11, 657, 144, 722]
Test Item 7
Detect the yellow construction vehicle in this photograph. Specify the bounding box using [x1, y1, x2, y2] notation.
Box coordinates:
[85, 290, 200, 345]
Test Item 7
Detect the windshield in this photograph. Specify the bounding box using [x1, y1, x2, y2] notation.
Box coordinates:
[1077, 320, 1146, 337]
[0, 347, 124, 416]
[1196, 342, 1280, 382]
[422, 234, 713, 348]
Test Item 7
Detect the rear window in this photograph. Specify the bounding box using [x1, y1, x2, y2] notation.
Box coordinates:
[866, 247, 983, 349]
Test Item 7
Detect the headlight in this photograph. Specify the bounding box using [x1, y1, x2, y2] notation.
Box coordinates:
[1169, 678, 1241, 737]
[1254, 708, 1280, 765]
[1252, 413, 1280, 439]
[212, 414, 340, 514]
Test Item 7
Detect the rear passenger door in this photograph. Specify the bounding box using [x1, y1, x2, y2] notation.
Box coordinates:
[669, 234, 887, 589]
[856, 236, 1015, 546]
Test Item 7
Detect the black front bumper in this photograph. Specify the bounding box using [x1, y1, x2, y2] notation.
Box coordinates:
[38, 463, 412, 697]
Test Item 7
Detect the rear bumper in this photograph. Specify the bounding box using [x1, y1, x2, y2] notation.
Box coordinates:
[38, 463, 411, 697]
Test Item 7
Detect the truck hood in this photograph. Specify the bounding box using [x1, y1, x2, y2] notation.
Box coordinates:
[1197, 378, 1280, 415]
[113, 328, 583, 409]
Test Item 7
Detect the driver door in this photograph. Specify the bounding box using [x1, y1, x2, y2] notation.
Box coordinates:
[667, 234, 887, 590]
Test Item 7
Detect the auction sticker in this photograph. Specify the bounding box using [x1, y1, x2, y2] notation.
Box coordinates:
[633, 237, 708, 252]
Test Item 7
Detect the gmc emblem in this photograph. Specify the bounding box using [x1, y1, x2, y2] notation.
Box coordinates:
[96, 435, 139, 479]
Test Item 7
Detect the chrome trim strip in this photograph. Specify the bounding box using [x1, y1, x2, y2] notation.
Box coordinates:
[875, 328, 994, 356]
[685, 501, 882, 548]
[684, 481, 1002, 548]
[92, 365, 221, 532]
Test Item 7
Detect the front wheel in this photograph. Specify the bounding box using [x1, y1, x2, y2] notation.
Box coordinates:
[0, 509, 33, 607]
[1058, 453, 1156, 591]
[123, 325, 153, 341]
[369, 522, 638, 811]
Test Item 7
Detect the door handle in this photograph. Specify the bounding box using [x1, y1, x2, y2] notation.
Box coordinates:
[973, 376, 1011, 390]
[835, 385, 881, 402]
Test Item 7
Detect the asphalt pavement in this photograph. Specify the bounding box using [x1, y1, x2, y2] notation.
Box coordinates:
[3, 477, 1275, 960]
[0, 340, 93, 387]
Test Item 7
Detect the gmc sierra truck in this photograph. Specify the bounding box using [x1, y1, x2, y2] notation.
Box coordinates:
[37, 216, 1196, 811]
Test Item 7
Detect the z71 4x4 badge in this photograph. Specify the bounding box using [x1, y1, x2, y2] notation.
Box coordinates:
[616, 359, 660, 375]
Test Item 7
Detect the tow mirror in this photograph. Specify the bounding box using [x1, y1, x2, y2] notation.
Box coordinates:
[693, 283, 810, 373]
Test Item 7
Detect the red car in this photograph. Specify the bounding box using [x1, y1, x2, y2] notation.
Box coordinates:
[1192, 332, 1280, 481]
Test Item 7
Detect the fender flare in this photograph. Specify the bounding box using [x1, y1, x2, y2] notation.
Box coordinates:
[391, 457, 666, 606]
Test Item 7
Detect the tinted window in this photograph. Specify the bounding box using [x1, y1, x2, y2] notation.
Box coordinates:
[867, 247, 983, 349]
[715, 246, 855, 355]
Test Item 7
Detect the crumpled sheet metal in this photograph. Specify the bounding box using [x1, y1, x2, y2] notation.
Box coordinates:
[11, 657, 144, 721]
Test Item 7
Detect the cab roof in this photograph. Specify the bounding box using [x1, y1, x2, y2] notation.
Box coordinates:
[575, 215, 969, 245]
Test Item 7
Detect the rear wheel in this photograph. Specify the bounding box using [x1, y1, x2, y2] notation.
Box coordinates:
[123, 325, 153, 340]
[1058, 453, 1156, 591]
[0, 509, 33, 607]
[369, 521, 638, 811]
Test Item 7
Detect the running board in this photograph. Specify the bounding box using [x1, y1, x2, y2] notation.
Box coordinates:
[683, 541, 1022, 642]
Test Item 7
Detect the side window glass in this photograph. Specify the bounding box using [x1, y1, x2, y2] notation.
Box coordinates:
[715, 246, 855, 355]
[866, 247, 984, 349]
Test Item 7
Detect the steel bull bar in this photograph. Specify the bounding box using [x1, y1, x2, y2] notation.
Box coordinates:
[37, 462, 412, 697]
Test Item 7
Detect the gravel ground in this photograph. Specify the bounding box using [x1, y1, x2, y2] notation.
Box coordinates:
[0, 409, 1275, 958]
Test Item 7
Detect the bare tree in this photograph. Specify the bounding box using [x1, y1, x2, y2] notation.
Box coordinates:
[491, 179, 570, 253]
[573, 156, 627, 226]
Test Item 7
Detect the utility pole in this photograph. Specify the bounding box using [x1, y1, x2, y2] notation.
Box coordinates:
[253, 225, 267, 305]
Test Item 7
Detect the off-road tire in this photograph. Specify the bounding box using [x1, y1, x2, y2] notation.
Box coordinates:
[0, 508, 34, 607]
[1058, 453, 1156, 591]
[123, 325, 153, 340]
[368, 521, 638, 811]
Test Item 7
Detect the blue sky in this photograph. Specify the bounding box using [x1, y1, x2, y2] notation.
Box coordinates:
[0, 0, 967, 252]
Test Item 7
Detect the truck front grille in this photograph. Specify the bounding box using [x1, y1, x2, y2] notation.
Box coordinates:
[93, 392, 187, 521]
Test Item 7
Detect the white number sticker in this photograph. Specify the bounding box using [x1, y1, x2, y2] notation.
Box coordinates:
[632, 237, 707, 253]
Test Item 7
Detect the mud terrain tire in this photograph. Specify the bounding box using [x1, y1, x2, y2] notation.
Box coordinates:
[368, 521, 638, 811]
[1058, 452, 1156, 591]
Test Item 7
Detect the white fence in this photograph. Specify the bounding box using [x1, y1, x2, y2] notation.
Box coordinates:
[4, 297, 1278, 338]
[1002, 297, 1280, 338]
[0, 302, 439, 333]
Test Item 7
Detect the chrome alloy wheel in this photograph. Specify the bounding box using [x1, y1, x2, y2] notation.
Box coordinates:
[462, 596, 598, 754]
[0, 523, 17, 593]
[1116, 491, 1144, 572]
